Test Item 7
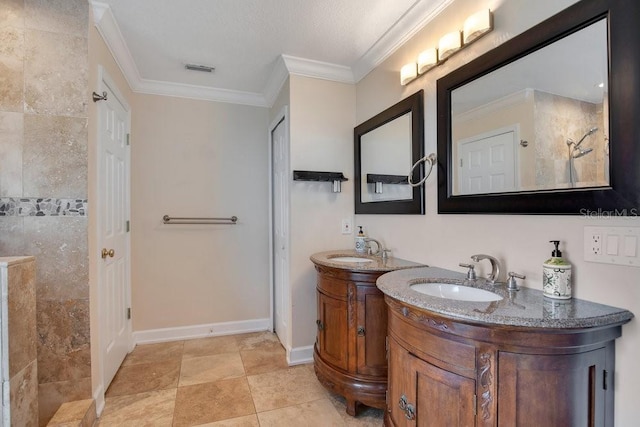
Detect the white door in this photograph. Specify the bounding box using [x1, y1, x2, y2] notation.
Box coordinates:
[97, 71, 131, 389]
[270, 111, 289, 350]
[458, 127, 517, 194]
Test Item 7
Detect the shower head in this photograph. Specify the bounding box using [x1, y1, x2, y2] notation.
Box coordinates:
[572, 147, 593, 158]
[574, 127, 599, 148]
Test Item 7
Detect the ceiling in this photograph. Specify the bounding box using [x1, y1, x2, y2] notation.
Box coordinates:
[92, 0, 452, 107]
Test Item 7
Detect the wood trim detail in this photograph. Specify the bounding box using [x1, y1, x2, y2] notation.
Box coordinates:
[399, 306, 449, 331]
[479, 352, 493, 420]
[348, 285, 355, 328]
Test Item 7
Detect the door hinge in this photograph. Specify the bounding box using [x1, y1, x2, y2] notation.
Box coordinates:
[126, 307, 131, 320]
[603, 369, 608, 390]
[460, 158, 463, 167]
[473, 394, 477, 416]
[126, 133, 130, 146]
[126, 220, 130, 232]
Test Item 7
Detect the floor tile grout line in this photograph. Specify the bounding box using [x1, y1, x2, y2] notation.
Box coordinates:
[103, 332, 380, 426]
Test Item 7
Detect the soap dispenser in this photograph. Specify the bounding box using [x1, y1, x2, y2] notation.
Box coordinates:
[543, 240, 572, 299]
[355, 226, 367, 253]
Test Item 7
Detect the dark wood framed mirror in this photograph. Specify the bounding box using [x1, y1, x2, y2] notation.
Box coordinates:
[437, 0, 640, 214]
[355, 90, 425, 214]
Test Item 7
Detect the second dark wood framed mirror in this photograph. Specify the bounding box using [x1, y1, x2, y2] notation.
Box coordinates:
[355, 90, 425, 215]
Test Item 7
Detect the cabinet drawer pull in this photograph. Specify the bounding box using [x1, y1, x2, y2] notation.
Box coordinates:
[357, 326, 365, 336]
[405, 403, 416, 420]
[399, 394, 408, 410]
[316, 319, 324, 331]
[399, 395, 416, 420]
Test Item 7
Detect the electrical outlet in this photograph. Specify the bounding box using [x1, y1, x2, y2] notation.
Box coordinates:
[341, 218, 353, 234]
[584, 226, 640, 267]
[591, 232, 602, 255]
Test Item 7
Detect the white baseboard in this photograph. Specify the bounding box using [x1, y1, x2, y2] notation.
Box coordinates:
[93, 384, 105, 416]
[133, 318, 271, 345]
[287, 345, 314, 366]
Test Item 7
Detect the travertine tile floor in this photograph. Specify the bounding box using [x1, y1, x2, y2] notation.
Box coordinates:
[98, 331, 384, 426]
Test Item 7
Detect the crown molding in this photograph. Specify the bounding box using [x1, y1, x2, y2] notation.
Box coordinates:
[91, 1, 141, 91]
[352, 0, 455, 81]
[135, 79, 267, 106]
[453, 89, 533, 123]
[281, 54, 355, 84]
[263, 55, 290, 107]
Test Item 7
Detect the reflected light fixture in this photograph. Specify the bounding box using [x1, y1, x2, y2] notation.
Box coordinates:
[418, 48, 438, 74]
[400, 63, 418, 85]
[438, 31, 462, 61]
[463, 9, 493, 44]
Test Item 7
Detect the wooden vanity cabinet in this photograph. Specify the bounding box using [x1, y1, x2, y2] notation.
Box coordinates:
[385, 297, 621, 427]
[313, 264, 389, 415]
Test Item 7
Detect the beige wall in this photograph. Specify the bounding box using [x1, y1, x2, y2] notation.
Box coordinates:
[288, 75, 356, 347]
[355, 0, 639, 425]
[129, 94, 270, 331]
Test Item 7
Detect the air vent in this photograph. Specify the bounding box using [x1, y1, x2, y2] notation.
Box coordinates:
[184, 63, 215, 73]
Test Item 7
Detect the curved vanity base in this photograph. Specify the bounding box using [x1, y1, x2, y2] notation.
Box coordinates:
[313, 347, 386, 415]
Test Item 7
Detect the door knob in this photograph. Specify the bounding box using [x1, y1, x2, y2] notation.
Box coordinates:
[101, 248, 115, 259]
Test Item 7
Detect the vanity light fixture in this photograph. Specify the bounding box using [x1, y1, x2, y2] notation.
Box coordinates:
[398, 10, 493, 84]
[463, 9, 493, 44]
[417, 48, 438, 74]
[400, 63, 418, 85]
[438, 31, 463, 61]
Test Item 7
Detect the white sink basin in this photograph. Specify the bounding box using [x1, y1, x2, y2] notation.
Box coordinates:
[329, 256, 374, 263]
[410, 282, 502, 302]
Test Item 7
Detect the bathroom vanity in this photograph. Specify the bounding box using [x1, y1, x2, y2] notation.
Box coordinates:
[377, 267, 633, 427]
[309, 251, 422, 415]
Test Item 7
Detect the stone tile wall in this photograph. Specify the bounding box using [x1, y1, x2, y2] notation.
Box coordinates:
[0, 0, 91, 424]
[534, 90, 607, 188]
[1, 257, 39, 426]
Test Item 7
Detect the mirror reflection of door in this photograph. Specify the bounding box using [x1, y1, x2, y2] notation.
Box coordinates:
[457, 126, 517, 195]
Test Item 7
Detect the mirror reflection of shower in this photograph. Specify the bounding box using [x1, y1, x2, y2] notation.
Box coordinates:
[566, 127, 597, 187]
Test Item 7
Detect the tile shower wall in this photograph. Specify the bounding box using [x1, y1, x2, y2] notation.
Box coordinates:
[0, 0, 91, 425]
[1, 256, 39, 426]
[534, 90, 606, 188]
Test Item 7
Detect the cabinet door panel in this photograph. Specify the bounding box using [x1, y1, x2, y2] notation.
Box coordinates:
[498, 349, 606, 427]
[356, 286, 387, 376]
[388, 337, 416, 427]
[317, 292, 349, 370]
[413, 355, 476, 427]
[388, 337, 476, 427]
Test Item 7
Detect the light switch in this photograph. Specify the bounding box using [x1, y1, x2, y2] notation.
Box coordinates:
[606, 235, 619, 255]
[624, 235, 637, 257]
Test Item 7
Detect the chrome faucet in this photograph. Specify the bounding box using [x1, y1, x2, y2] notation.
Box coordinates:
[364, 238, 383, 256]
[470, 254, 501, 285]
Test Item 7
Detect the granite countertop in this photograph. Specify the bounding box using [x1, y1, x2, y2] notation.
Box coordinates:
[377, 266, 634, 329]
[310, 250, 424, 272]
